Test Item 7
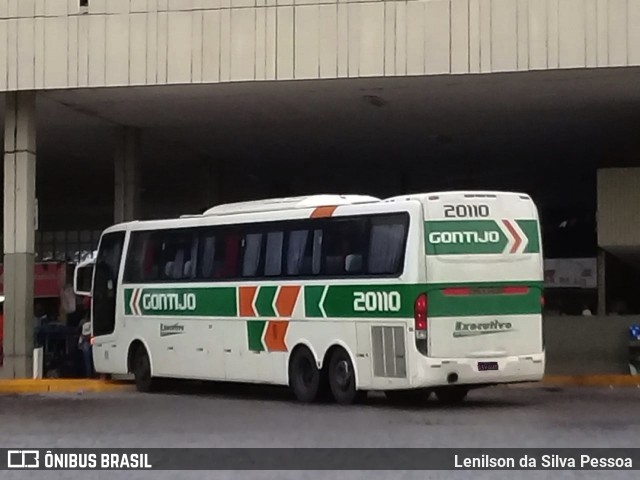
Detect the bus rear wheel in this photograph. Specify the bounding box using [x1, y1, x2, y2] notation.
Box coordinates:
[133, 346, 155, 393]
[434, 386, 469, 405]
[289, 347, 321, 403]
[328, 348, 361, 405]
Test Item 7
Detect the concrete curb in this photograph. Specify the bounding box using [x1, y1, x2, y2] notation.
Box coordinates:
[0, 379, 134, 394]
[2, 375, 640, 394]
[541, 375, 640, 387]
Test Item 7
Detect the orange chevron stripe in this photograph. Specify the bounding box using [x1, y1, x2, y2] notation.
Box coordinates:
[239, 286, 258, 317]
[311, 206, 337, 218]
[275, 286, 300, 317]
[264, 321, 289, 352]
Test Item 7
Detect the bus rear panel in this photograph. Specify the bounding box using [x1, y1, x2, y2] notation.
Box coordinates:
[417, 191, 545, 386]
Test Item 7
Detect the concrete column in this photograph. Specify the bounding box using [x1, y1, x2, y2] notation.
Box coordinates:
[597, 249, 607, 316]
[114, 127, 141, 223]
[2, 91, 36, 379]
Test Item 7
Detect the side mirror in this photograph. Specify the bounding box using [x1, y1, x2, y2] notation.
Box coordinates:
[73, 258, 95, 297]
[345, 254, 363, 274]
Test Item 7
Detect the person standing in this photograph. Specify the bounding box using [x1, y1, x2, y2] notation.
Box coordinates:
[78, 312, 93, 378]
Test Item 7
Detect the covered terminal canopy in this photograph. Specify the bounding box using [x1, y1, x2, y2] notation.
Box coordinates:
[1, 66, 639, 234]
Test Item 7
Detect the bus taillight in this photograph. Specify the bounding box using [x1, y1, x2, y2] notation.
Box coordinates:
[442, 287, 471, 296]
[501, 286, 529, 295]
[414, 294, 428, 355]
[414, 294, 428, 339]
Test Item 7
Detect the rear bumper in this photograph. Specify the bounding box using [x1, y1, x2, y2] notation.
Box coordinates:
[412, 352, 545, 388]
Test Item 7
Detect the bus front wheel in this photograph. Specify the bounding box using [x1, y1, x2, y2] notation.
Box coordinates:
[289, 347, 321, 403]
[434, 386, 469, 405]
[133, 346, 155, 393]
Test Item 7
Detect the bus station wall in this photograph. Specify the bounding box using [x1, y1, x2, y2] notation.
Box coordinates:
[543, 315, 637, 375]
[2, 0, 640, 92]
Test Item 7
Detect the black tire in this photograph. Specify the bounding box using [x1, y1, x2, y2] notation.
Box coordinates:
[317, 366, 334, 402]
[289, 347, 321, 403]
[133, 346, 155, 393]
[434, 386, 469, 405]
[328, 348, 359, 405]
[385, 389, 432, 405]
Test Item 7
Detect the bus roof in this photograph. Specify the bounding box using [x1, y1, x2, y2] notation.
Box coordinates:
[194, 194, 381, 217]
[102, 191, 535, 234]
[385, 191, 532, 203]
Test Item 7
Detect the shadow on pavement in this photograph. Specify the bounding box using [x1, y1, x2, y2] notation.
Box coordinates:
[147, 379, 533, 411]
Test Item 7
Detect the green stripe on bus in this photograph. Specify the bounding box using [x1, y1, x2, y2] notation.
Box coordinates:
[124, 288, 133, 315]
[517, 220, 541, 254]
[124, 281, 541, 319]
[424, 220, 541, 255]
[304, 284, 420, 319]
[318, 284, 416, 318]
[124, 287, 237, 317]
[247, 320, 266, 352]
[425, 282, 543, 318]
[425, 220, 508, 255]
[304, 286, 325, 317]
[255, 286, 277, 317]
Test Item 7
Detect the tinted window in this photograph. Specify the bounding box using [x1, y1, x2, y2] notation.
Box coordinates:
[264, 231, 284, 277]
[122, 213, 408, 283]
[367, 214, 408, 274]
[321, 218, 368, 276]
[197, 229, 241, 279]
[242, 233, 264, 277]
[285, 229, 321, 276]
[125, 230, 197, 283]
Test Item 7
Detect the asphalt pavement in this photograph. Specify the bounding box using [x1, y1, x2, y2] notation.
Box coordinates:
[1, 382, 639, 479]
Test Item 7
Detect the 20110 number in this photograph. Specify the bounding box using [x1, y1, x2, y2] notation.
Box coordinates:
[444, 204, 490, 218]
[353, 291, 401, 313]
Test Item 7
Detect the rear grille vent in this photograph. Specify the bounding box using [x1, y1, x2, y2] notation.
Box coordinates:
[371, 326, 407, 378]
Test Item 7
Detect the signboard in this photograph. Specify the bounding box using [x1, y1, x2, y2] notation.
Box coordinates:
[544, 258, 597, 289]
[0, 262, 66, 298]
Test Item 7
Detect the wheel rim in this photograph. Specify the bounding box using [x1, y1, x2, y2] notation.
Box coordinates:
[334, 359, 352, 391]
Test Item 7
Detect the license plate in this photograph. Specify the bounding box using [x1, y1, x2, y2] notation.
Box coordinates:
[478, 361, 499, 371]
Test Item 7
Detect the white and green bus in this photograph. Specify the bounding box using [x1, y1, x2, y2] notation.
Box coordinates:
[85, 192, 544, 404]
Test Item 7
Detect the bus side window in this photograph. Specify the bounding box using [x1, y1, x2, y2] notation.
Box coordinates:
[223, 232, 241, 278]
[199, 232, 216, 278]
[142, 237, 156, 280]
[242, 233, 263, 277]
[312, 229, 322, 275]
[322, 219, 367, 276]
[367, 214, 408, 275]
[124, 232, 158, 283]
[286, 229, 309, 276]
[265, 231, 284, 277]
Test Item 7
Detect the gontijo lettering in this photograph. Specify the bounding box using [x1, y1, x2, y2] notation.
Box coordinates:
[428, 231, 500, 244]
[142, 293, 196, 311]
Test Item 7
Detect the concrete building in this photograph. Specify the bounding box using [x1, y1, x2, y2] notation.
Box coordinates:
[2, 0, 640, 377]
